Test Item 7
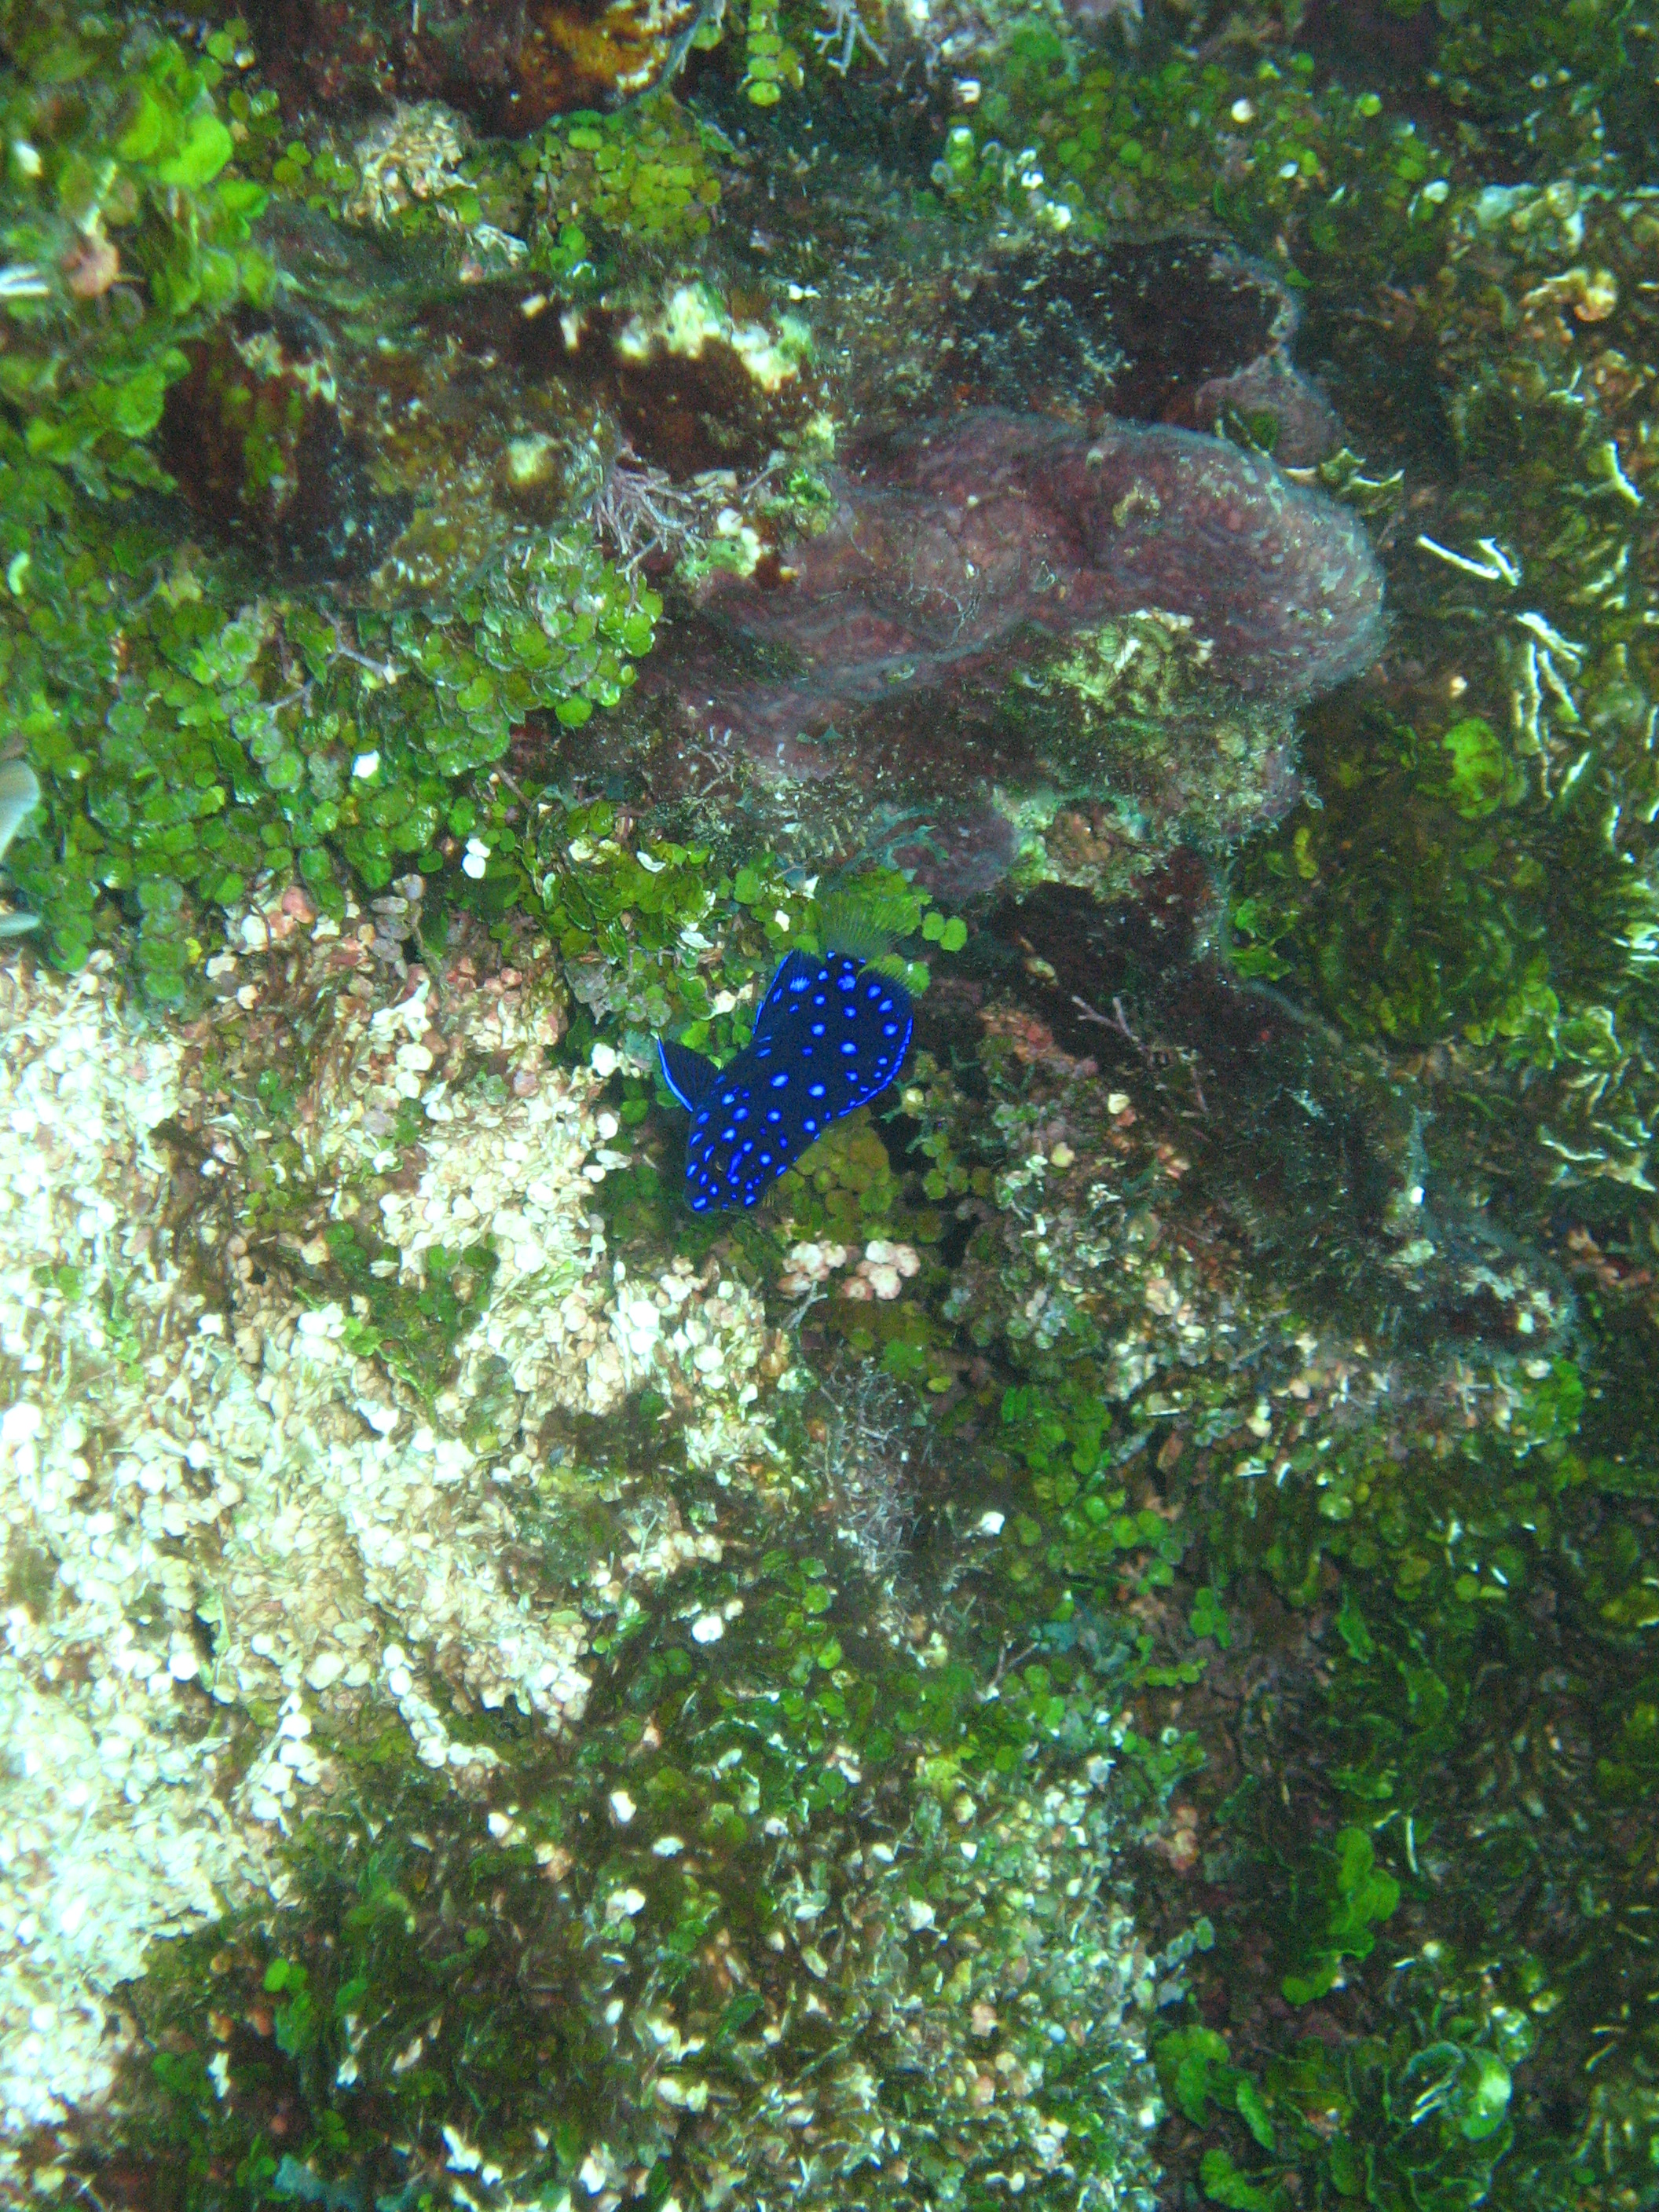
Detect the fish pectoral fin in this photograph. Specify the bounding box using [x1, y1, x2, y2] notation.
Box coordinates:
[752, 950, 822, 1045]
[659, 1036, 720, 1111]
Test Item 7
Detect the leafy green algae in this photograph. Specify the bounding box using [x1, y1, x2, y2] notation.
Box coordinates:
[929, 28, 1455, 280]
[0, 474, 654, 998]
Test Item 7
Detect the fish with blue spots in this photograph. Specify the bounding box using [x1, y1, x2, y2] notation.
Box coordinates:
[658, 950, 914, 1211]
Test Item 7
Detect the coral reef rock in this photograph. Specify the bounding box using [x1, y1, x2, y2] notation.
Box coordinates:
[701, 409, 1383, 711]
[617, 407, 1379, 902]
[0, 932, 789, 2155]
[243, 0, 720, 131]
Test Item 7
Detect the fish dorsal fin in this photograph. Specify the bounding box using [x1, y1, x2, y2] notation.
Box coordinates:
[659, 1035, 720, 1111]
[753, 950, 822, 1046]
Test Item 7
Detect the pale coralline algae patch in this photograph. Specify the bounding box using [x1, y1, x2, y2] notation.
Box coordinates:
[0, 1658, 249, 2136]
[608, 1258, 786, 1474]
[197, 1284, 599, 1782]
[0, 934, 791, 2153]
[0, 957, 269, 2137]
[343, 100, 474, 229]
[676, 1759, 1162, 2208]
[346, 966, 788, 1466]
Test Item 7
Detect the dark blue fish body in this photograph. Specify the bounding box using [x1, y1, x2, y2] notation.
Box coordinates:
[659, 950, 914, 1211]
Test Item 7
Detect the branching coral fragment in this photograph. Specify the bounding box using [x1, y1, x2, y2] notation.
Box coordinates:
[811, 0, 887, 75]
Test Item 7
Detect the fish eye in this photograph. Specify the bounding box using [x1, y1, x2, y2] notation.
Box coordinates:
[771, 1070, 789, 1089]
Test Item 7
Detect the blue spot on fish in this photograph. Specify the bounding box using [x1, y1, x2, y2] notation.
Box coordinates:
[657, 950, 914, 1212]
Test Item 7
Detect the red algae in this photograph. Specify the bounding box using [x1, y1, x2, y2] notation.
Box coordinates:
[701, 411, 1384, 723]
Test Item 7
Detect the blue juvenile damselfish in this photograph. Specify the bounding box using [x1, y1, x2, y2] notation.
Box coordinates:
[658, 950, 914, 1211]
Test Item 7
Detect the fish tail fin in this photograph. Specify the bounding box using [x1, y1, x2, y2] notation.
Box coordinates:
[658, 1035, 719, 1111]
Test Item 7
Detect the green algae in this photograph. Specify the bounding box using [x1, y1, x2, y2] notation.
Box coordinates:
[91, 1462, 1170, 2210]
[0, 483, 654, 999]
[1225, 698, 1654, 1076]
[862, 965, 1659, 2207]
[1142, 1396, 1659, 2212]
[0, 5, 276, 496]
[930, 29, 1455, 280]
[1427, 0, 1659, 181]
[1005, 613, 1302, 903]
[738, 0, 806, 108]
[526, 97, 727, 254]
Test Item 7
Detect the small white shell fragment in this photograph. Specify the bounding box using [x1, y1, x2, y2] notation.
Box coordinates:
[0, 1401, 41, 1448]
[690, 1613, 725, 1644]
